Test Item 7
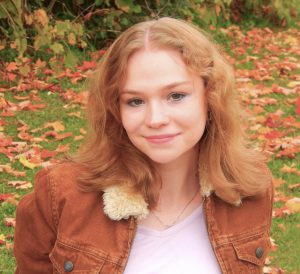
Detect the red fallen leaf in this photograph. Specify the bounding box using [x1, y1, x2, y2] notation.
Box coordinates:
[0, 119, 6, 126]
[40, 149, 57, 159]
[0, 148, 14, 159]
[7, 73, 17, 81]
[43, 68, 54, 75]
[0, 194, 13, 202]
[28, 103, 46, 111]
[266, 115, 282, 128]
[265, 130, 285, 139]
[77, 60, 96, 71]
[296, 98, 300, 115]
[1, 110, 15, 117]
[3, 217, 16, 227]
[276, 146, 300, 159]
[0, 135, 12, 146]
[83, 11, 92, 21]
[273, 206, 291, 217]
[99, 49, 106, 56]
[6, 62, 18, 72]
[18, 100, 46, 111]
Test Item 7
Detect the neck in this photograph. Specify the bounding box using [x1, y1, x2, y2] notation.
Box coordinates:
[154, 147, 200, 210]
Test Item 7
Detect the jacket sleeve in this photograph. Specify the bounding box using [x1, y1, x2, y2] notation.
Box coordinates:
[14, 168, 57, 274]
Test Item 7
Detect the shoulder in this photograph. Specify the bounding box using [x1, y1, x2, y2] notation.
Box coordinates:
[33, 161, 89, 196]
[206, 185, 273, 236]
[20, 162, 101, 225]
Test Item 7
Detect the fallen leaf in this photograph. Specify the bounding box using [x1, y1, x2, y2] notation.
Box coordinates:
[277, 223, 286, 232]
[8, 181, 32, 189]
[44, 121, 65, 132]
[0, 234, 5, 245]
[288, 183, 300, 190]
[296, 98, 300, 115]
[272, 178, 286, 188]
[19, 155, 39, 169]
[265, 131, 285, 139]
[281, 164, 300, 176]
[0, 194, 13, 203]
[287, 81, 300, 88]
[285, 198, 300, 213]
[3, 217, 16, 227]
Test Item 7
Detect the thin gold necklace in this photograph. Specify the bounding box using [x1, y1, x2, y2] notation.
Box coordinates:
[151, 188, 200, 229]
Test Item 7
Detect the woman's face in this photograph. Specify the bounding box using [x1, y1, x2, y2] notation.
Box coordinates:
[119, 48, 207, 165]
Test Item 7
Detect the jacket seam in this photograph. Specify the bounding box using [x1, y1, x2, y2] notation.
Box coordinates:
[56, 239, 108, 261]
[213, 226, 269, 246]
[47, 167, 59, 229]
[203, 197, 229, 273]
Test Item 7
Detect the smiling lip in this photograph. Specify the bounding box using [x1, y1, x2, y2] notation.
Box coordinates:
[145, 133, 179, 144]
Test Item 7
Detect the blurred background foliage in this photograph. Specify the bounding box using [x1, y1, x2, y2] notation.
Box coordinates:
[0, 0, 299, 63]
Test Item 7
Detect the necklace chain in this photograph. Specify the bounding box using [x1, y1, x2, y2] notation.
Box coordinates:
[151, 188, 200, 229]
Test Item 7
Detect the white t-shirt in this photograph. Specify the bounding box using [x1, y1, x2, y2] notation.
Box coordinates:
[124, 205, 221, 274]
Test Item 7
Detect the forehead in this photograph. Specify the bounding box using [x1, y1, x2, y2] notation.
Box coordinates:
[122, 48, 194, 92]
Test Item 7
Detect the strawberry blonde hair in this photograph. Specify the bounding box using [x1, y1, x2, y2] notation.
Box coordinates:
[73, 17, 271, 207]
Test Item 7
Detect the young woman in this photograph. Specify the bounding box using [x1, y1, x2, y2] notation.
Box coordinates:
[14, 17, 273, 274]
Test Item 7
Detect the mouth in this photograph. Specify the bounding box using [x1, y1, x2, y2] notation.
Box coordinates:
[145, 133, 180, 144]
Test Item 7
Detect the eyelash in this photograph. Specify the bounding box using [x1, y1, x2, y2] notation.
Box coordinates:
[126, 92, 187, 107]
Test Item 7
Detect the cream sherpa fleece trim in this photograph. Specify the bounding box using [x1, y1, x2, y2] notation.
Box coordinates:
[103, 185, 149, 221]
[102, 183, 214, 221]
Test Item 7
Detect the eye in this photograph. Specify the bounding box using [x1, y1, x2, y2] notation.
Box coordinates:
[127, 98, 144, 107]
[168, 92, 186, 101]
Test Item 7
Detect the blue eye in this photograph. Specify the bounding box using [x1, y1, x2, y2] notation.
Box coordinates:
[127, 98, 144, 107]
[169, 92, 186, 101]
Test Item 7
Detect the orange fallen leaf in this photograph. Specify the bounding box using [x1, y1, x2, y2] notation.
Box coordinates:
[277, 223, 286, 232]
[288, 183, 300, 190]
[44, 121, 65, 132]
[281, 164, 300, 176]
[272, 178, 286, 188]
[56, 132, 73, 140]
[285, 197, 300, 213]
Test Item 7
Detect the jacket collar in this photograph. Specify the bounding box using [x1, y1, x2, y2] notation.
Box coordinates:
[102, 181, 214, 221]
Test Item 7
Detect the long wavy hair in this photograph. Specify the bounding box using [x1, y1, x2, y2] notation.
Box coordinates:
[72, 17, 271, 207]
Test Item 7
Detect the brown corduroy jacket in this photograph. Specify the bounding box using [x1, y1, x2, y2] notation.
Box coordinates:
[14, 162, 273, 274]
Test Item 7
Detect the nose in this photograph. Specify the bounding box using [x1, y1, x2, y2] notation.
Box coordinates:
[145, 101, 170, 128]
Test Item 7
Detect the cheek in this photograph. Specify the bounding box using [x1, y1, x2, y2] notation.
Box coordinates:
[120, 108, 143, 134]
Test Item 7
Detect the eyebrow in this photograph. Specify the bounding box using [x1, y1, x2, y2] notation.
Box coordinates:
[121, 81, 192, 95]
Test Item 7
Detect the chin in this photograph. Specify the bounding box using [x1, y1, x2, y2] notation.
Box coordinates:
[146, 153, 181, 165]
